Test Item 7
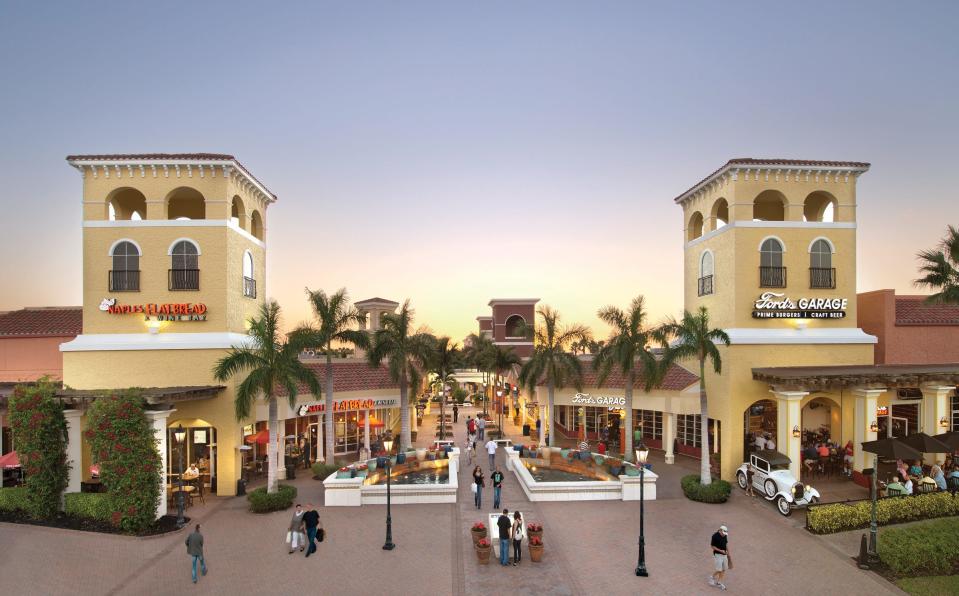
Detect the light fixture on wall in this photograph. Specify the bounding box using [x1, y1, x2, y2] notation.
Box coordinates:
[146, 319, 162, 335]
[869, 420, 878, 433]
[792, 425, 801, 438]
[940, 416, 950, 428]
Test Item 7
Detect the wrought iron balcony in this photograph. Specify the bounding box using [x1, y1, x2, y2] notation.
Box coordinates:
[759, 266, 787, 288]
[809, 267, 836, 289]
[108, 270, 140, 292]
[168, 269, 200, 291]
[697, 275, 714, 296]
[243, 276, 256, 298]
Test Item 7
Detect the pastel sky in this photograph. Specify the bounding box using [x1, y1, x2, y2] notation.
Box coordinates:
[1, 1, 957, 342]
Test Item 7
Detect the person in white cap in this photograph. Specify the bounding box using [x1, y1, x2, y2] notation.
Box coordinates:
[708, 524, 730, 590]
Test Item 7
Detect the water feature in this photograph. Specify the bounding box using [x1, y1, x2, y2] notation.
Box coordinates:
[372, 469, 449, 485]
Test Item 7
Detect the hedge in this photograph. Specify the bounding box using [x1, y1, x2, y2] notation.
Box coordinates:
[311, 462, 339, 480]
[247, 484, 297, 513]
[681, 475, 731, 503]
[806, 492, 959, 534]
[64, 492, 112, 522]
[878, 517, 959, 577]
[0, 487, 30, 513]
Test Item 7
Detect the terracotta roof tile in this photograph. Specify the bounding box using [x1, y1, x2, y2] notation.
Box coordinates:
[537, 361, 698, 391]
[895, 296, 959, 326]
[277, 361, 399, 396]
[0, 307, 82, 338]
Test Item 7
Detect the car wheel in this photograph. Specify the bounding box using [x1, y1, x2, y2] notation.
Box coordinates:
[776, 495, 792, 516]
[764, 479, 777, 498]
[737, 472, 747, 490]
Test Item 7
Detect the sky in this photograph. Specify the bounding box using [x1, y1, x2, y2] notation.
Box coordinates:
[1, 1, 957, 341]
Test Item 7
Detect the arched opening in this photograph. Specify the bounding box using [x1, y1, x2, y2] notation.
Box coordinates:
[743, 399, 778, 460]
[166, 187, 206, 220]
[759, 237, 786, 287]
[109, 240, 140, 291]
[753, 190, 787, 222]
[250, 210, 264, 240]
[687, 211, 704, 241]
[168, 420, 217, 496]
[698, 251, 714, 296]
[803, 191, 837, 222]
[809, 238, 835, 288]
[231, 196, 246, 230]
[169, 239, 200, 290]
[504, 314, 526, 338]
[710, 198, 729, 229]
[242, 251, 256, 298]
[107, 187, 146, 221]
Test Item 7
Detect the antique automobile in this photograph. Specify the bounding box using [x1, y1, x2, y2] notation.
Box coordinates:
[736, 450, 820, 516]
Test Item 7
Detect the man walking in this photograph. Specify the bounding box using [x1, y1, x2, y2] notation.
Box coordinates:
[492, 467, 504, 509]
[185, 524, 207, 584]
[453, 403, 459, 423]
[497, 509, 512, 566]
[478, 416, 486, 441]
[709, 524, 730, 590]
[485, 438, 497, 470]
[303, 504, 321, 558]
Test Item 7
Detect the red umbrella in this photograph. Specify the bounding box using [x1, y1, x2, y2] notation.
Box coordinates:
[244, 429, 270, 445]
[0, 451, 20, 469]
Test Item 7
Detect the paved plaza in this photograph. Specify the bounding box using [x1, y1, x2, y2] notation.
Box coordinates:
[0, 406, 902, 596]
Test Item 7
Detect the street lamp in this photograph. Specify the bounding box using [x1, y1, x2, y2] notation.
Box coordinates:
[173, 424, 186, 529]
[382, 434, 395, 551]
[496, 390, 504, 439]
[635, 446, 649, 577]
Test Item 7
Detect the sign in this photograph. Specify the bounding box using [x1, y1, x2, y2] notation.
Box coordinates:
[877, 406, 889, 417]
[100, 298, 208, 321]
[572, 393, 626, 407]
[751, 292, 847, 319]
[297, 398, 398, 416]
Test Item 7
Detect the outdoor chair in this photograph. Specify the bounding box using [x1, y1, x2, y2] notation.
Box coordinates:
[948, 477, 959, 495]
[886, 488, 903, 497]
[918, 482, 937, 494]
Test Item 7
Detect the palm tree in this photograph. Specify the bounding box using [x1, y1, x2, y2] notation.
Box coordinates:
[428, 336, 461, 440]
[658, 306, 730, 485]
[465, 333, 496, 415]
[293, 288, 369, 464]
[518, 306, 590, 448]
[213, 301, 320, 493]
[915, 225, 959, 305]
[367, 301, 434, 450]
[491, 345, 521, 437]
[593, 296, 660, 462]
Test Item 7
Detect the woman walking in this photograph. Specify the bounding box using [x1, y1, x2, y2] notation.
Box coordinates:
[288, 504, 305, 554]
[473, 465, 485, 509]
[511, 511, 525, 566]
[466, 438, 475, 466]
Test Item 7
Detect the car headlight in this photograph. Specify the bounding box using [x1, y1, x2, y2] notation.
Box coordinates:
[805, 484, 811, 493]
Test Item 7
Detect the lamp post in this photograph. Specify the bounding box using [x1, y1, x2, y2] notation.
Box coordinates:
[173, 424, 186, 528]
[635, 446, 649, 577]
[496, 390, 504, 439]
[382, 435, 395, 551]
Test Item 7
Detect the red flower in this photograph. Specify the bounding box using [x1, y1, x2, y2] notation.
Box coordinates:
[472, 522, 486, 530]
[527, 522, 542, 531]
[529, 536, 543, 546]
[477, 538, 491, 547]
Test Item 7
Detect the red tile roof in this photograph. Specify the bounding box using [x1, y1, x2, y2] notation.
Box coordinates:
[276, 361, 400, 396]
[0, 307, 82, 338]
[537, 362, 698, 391]
[895, 296, 959, 326]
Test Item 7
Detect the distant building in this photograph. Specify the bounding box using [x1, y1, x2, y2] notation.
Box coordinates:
[858, 289, 959, 364]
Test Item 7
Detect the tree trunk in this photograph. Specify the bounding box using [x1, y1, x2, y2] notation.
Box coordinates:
[440, 368, 446, 440]
[699, 357, 712, 485]
[548, 380, 555, 448]
[399, 370, 411, 450]
[325, 351, 334, 465]
[267, 395, 279, 494]
[625, 373, 634, 462]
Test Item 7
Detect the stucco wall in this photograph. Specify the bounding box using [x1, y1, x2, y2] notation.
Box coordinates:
[0, 336, 70, 382]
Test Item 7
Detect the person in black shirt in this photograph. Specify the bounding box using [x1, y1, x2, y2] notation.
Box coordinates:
[492, 468, 505, 509]
[497, 509, 512, 566]
[709, 525, 729, 590]
[303, 505, 322, 558]
[453, 404, 459, 423]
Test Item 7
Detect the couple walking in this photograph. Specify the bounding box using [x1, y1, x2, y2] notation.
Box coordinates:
[288, 504, 324, 557]
[496, 509, 526, 566]
[472, 466, 505, 509]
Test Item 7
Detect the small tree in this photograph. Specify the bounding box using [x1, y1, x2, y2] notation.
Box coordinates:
[86, 391, 162, 532]
[8, 381, 69, 518]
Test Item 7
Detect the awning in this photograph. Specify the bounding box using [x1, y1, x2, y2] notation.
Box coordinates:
[0, 451, 20, 469]
[244, 429, 270, 445]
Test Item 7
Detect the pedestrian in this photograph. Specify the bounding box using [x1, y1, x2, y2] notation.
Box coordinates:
[303, 504, 322, 558]
[708, 524, 730, 590]
[744, 463, 756, 497]
[535, 417, 541, 439]
[485, 438, 497, 470]
[288, 504, 305, 554]
[511, 511, 525, 566]
[478, 416, 486, 441]
[492, 467, 504, 509]
[466, 439, 474, 466]
[185, 524, 207, 584]
[497, 509, 512, 566]
[467, 416, 476, 436]
[473, 466, 485, 509]
[453, 404, 459, 423]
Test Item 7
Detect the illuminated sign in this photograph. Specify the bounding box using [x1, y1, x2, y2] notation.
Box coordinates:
[751, 292, 847, 319]
[100, 298, 207, 321]
[297, 398, 398, 416]
[572, 393, 626, 408]
[877, 406, 889, 416]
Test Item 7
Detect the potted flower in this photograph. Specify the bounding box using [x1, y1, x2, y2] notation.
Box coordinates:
[471, 521, 488, 545]
[475, 537, 492, 564]
[527, 522, 543, 541]
[528, 536, 544, 562]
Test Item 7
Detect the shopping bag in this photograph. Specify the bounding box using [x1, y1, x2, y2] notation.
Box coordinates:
[318, 528, 325, 542]
[471, 483, 477, 494]
[285, 531, 292, 544]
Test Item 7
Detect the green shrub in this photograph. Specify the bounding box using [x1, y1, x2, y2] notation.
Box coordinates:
[680, 475, 731, 503]
[64, 492, 112, 522]
[8, 381, 70, 519]
[0, 486, 30, 513]
[878, 517, 959, 577]
[806, 492, 959, 534]
[311, 462, 339, 480]
[247, 484, 297, 513]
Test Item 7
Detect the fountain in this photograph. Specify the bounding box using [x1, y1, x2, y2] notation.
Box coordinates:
[507, 446, 657, 502]
[324, 448, 460, 506]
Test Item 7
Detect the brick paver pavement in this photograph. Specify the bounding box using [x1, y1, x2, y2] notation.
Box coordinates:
[0, 405, 902, 595]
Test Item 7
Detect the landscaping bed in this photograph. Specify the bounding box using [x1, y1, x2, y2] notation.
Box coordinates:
[680, 475, 731, 503]
[0, 509, 186, 536]
[806, 492, 959, 534]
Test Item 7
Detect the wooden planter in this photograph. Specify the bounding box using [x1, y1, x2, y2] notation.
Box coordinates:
[470, 528, 488, 545]
[528, 543, 544, 562]
[475, 543, 492, 564]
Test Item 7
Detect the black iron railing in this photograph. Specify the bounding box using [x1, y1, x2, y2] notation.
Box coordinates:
[109, 270, 140, 292]
[759, 266, 787, 288]
[698, 275, 714, 296]
[243, 276, 256, 298]
[169, 269, 200, 291]
[809, 267, 836, 289]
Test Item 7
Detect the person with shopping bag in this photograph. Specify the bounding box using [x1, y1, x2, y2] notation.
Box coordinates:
[287, 504, 305, 554]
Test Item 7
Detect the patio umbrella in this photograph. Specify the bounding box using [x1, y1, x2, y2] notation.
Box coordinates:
[0, 451, 20, 469]
[244, 429, 270, 445]
[860, 437, 922, 460]
[931, 431, 959, 452]
[898, 432, 952, 454]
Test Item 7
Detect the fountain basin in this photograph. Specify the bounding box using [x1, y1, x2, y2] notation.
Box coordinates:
[508, 449, 656, 502]
[324, 448, 459, 506]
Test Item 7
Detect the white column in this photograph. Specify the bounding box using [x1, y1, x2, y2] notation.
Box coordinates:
[277, 428, 286, 479]
[538, 405, 546, 447]
[853, 388, 885, 472]
[364, 409, 371, 453]
[921, 385, 953, 462]
[63, 408, 83, 495]
[145, 409, 174, 518]
[317, 415, 325, 462]
[664, 412, 676, 464]
[411, 403, 418, 433]
[770, 390, 807, 479]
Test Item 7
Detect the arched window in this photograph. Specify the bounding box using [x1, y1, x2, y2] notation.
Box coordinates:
[809, 239, 835, 288]
[109, 241, 140, 291]
[711, 198, 729, 229]
[107, 188, 146, 221]
[169, 240, 200, 290]
[688, 211, 704, 241]
[231, 196, 246, 230]
[759, 238, 786, 287]
[250, 210, 264, 241]
[242, 251, 256, 298]
[698, 251, 714, 296]
[753, 190, 787, 222]
[504, 315, 526, 338]
[803, 191, 837, 223]
[166, 187, 206, 220]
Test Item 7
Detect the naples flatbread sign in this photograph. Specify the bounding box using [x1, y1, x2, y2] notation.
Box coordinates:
[752, 292, 847, 319]
[99, 298, 208, 321]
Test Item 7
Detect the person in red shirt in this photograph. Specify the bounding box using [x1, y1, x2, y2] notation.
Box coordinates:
[597, 442, 607, 455]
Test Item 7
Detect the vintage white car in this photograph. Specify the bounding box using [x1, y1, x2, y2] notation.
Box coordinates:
[736, 450, 820, 516]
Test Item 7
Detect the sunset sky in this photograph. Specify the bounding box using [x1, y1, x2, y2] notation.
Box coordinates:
[1, 1, 957, 342]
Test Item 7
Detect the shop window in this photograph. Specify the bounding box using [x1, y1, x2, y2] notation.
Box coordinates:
[633, 410, 663, 441]
[677, 414, 702, 448]
[951, 394, 959, 432]
[169, 239, 200, 290]
[109, 240, 140, 292]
